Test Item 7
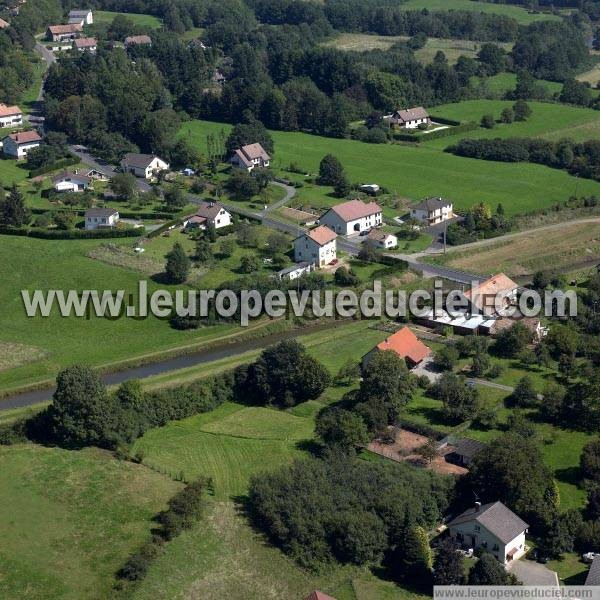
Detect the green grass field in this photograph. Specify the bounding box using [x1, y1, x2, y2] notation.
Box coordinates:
[0, 235, 250, 392]
[429, 99, 600, 145]
[0, 444, 179, 600]
[323, 34, 512, 66]
[180, 119, 600, 216]
[94, 10, 163, 29]
[470, 73, 564, 98]
[398, 0, 560, 24]
[132, 402, 314, 499]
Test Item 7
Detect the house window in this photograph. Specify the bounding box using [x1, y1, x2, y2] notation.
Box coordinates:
[474, 525, 480, 532]
[481, 541, 487, 548]
[492, 544, 499, 551]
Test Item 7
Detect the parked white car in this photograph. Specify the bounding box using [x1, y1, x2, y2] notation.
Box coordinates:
[583, 552, 598, 563]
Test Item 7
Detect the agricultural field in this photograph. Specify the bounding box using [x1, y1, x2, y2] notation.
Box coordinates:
[0, 235, 250, 392]
[431, 220, 600, 277]
[0, 444, 179, 600]
[429, 99, 600, 145]
[180, 119, 600, 216]
[323, 34, 512, 66]
[470, 72, 564, 98]
[94, 10, 163, 29]
[398, 0, 560, 24]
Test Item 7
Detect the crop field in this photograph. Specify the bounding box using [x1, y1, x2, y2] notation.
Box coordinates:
[94, 10, 163, 29]
[0, 444, 178, 600]
[398, 0, 560, 24]
[433, 221, 600, 276]
[180, 120, 600, 216]
[429, 100, 600, 144]
[323, 34, 512, 65]
[0, 235, 247, 392]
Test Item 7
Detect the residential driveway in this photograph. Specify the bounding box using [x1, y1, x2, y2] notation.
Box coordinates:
[411, 355, 441, 382]
[507, 559, 559, 586]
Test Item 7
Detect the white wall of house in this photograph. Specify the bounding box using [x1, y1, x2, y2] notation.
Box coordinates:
[54, 178, 90, 193]
[212, 208, 232, 229]
[320, 211, 382, 236]
[2, 139, 39, 158]
[400, 117, 428, 129]
[123, 157, 169, 179]
[230, 154, 269, 172]
[0, 113, 22, 128]
[85, 213, 119, 230]
[411, 204, 453, 224]
[448, 523, 526, 564]
[294, 237, 336, 267]
[371, 234, 397, 249]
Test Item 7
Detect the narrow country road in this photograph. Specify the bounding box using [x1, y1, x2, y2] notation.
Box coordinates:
[262, 180, 296, 214]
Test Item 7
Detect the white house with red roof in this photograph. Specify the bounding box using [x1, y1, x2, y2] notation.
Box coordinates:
[464, 272, 518, 317]
[73, 37, 96, 52]
[0, 103, 23, 128]
[388, 106, 430, 129]
[294, 225, 337, 267]
[46, 23, 82, 41]
[2, 130, 41, 158]
[229, 143, 270, 172]
[362, 326, 431, 369]
[320, 199, 382, 235]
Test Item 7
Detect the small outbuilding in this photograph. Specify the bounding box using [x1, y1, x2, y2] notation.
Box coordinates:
[85, 208, 119, 230]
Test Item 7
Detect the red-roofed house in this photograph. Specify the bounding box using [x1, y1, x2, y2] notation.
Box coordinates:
[229, 143, 271, 172]
[303, 591, 337, 600]
[320, 199, 382, 235]
[2, 130, 41, 158]
[0, 103, 23, 128]
[294, 225, 337, 267]
[46, 23, 82, 41]
[362, 326, 431, 369]
[464, 273, 518, 317]
[124, 34, 152, 47]
[73, 37, 97, 52]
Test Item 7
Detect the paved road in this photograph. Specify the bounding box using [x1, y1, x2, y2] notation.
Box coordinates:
[68, 146, 152, 192]
[262, 180, 296, 214]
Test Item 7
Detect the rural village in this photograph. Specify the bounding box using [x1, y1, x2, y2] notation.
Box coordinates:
[0, 0, 600, 599]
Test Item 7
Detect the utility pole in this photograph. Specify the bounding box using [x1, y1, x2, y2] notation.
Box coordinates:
[443, 221, 447, 254]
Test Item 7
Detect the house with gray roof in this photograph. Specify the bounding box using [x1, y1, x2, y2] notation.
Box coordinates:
[410, 197, 453, 225]
[388, 106, 430, 129]
[85, 208, 119, 230]
[444, 438, 487, 467]
[448, 501, 529, 564]
[185, 201, 232, 230]
[68, 9, 93, 25]
[586, 555, 600, 586]
[120, 153, 169, 180]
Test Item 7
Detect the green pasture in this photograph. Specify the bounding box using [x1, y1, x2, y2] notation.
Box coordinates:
[93, 10, 162, 29]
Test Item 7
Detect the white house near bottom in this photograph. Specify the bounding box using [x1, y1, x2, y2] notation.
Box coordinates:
[410, 197, 453, 225]
[294, 225, 337, 267]
[73, 37, 97, 52]
[85, 208, 119, 230]
[53, 171, 93, 192]
[0, 104, 23, 128]
[120, 153, 169, 179]
[365, 228, 397, 249]
[387, 106, 430, 129]
[275, 261, 314, 281]
[320, 199, 383, 236]
[2, 130, 41, 158]
[448, 501, 529, 564]
[186, 201, 232, 230]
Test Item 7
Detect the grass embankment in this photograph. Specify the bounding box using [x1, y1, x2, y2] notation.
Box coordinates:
[0, 444, 179, 600]
[179, 119, 600, 216]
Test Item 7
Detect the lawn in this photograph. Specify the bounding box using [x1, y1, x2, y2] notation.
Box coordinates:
[429, 99, 600, 145]
[0, 158, 29, 185]
[0, 444, 179, 600]
[132, 402, 315, 499]
[431, 221, 600, 277]
[0, 235, 254, 392]
[398, 0, 560, 24]
[180, 119, 600, 216]
[470, 73, 564, 98]
[94, 10, 163, 29]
